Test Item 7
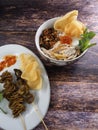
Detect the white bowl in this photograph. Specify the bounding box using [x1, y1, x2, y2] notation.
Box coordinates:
[35, 17, 87, 66]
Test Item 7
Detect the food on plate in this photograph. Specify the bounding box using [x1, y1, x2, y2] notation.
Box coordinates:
[19, 53, 42, 90]
[0, 55, 17, 71]
[0, 53, 43, 117]
[39, 10, 96, 61]
[0, 69, 34, 117]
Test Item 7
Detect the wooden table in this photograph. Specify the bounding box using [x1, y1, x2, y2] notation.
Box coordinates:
[0, 0, 98, 130]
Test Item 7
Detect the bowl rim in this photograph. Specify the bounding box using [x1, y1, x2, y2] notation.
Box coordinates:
[35, 17, 88, 63]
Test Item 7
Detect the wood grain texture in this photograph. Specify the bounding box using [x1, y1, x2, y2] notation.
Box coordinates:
[0, 0, 98, 130]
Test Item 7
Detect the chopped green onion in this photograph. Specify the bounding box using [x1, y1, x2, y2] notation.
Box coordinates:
[0, 92, 3, 102]
[0, 107, 7, 114]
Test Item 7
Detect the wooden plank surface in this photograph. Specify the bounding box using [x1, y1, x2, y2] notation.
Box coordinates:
[0, 0, 98, 130]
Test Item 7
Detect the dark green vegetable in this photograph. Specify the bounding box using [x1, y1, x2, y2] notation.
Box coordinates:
[0, 92, 3, 102]
[0, 91, 7, 114]
[0, 107, 7, 114]
[79, 28, 96, 52]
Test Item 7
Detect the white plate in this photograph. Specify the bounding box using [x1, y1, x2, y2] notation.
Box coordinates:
[0, 44, 50, 130]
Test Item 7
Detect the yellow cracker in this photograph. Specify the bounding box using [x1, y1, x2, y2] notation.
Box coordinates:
[19, 53, 42, 90]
